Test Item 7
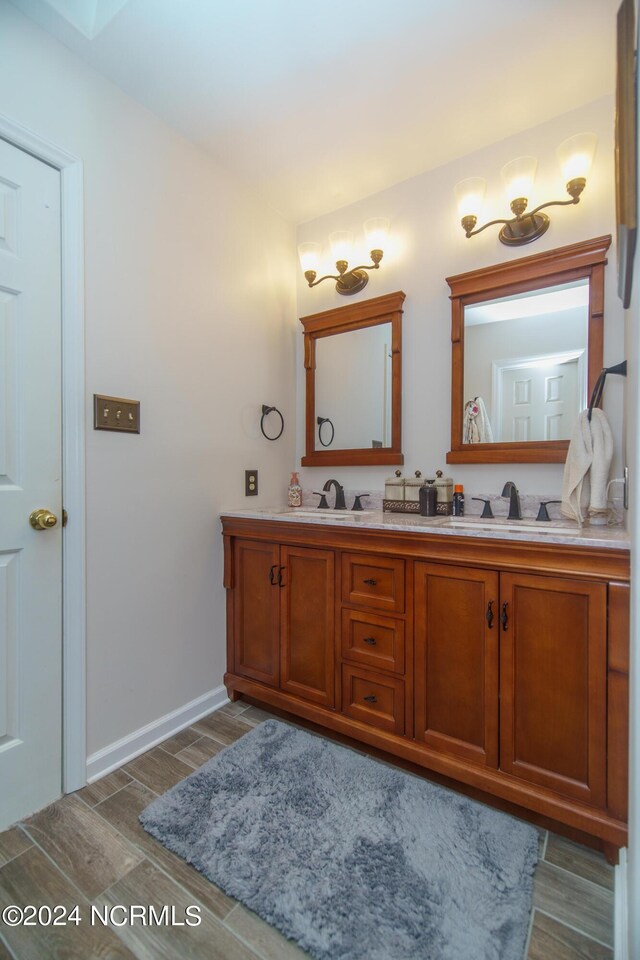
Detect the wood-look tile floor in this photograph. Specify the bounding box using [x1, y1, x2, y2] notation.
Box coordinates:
[0, 702, 614, 960]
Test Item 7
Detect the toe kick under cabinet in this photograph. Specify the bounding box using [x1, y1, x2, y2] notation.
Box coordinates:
[222, 516, 630, 855]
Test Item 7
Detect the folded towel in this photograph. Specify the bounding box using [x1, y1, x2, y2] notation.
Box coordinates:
[561, 409, 613, 524]
[463, 397, 494, 444]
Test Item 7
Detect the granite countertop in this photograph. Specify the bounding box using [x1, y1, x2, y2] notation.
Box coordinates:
[220, 507, 630, 551]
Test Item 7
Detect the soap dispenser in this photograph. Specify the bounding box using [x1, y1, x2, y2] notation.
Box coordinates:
[288, 471, 302, 507]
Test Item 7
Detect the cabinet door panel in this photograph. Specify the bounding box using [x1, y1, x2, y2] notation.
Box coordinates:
[414, 563, 499, 767]
[233, 540, 280, 686]
[280, 546, 335, 707]
[499, 573, 606, 806]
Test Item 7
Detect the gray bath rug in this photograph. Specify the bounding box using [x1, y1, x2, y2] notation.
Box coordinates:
[139, 719, 538, 960]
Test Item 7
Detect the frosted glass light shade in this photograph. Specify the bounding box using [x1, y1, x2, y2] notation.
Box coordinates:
[364, 217, 390, 250]
[329, 231, 354, 263]
[501, 156, 537, 201]
[298, 242, 321, 274]
[454, 178, 486, 219]
[557, 132, 597, 181]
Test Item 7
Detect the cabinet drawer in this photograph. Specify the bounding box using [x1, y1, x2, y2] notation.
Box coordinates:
[341, 553, 405, 613]
[341, 609, 405, 674]
[341, 665, 405, 735]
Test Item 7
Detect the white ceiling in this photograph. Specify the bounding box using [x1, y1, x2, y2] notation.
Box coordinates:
[10, 0, 620, 223]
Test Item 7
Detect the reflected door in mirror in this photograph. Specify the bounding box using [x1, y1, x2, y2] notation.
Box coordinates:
[463, 280, 588, 444]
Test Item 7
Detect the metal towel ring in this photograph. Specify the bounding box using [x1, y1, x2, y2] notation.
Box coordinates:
[260, 404, 284, 441]
[317, 416, 335, 447]
[587, 361, 627, 421]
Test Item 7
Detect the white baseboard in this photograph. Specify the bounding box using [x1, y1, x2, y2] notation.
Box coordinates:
[615, 847, 628, 960]
[86, 685, 229, 783]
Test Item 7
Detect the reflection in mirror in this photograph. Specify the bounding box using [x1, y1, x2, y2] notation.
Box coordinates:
[463, 280, 589, 444]
[315, 323, 393, 450]
[446, 236, 610, 464]
[301, 290, 404, 466]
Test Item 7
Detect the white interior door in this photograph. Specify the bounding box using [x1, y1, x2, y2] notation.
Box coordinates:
[499, 358, 579, 442]
[0, 138, 62, 828]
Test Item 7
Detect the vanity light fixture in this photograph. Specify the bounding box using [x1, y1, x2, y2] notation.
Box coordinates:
[298, 218, 389, 295]
[454, 133, 597, 246]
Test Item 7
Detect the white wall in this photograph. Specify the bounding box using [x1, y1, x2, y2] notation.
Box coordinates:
[0, 3, 297, 756]
[296, 96, 625, 500]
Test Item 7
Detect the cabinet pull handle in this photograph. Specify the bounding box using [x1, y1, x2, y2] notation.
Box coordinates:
[278, 565, 286, 588]
[486, 600, 494, 629]
[363, 695, 377, 703]
[363, 636, 377, 646]
[269, 564, 278, 585]
[363, 578, 378, 586]
[501, 601, 509, 631]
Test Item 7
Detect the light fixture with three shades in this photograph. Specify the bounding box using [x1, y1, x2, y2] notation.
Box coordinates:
[454, 132, 598, 246]
[298, 218, 390, 295]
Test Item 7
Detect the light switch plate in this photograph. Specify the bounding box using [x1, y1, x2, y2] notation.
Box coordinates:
[94, 395, 140, 433]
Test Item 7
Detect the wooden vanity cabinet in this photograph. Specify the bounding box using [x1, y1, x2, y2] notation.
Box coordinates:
[414, 563, 499, 769]
[232, 539, 280, 687]
[231, 538, 335, 708]
[499, 573, 607, 807]
[223, 517, 629, 853]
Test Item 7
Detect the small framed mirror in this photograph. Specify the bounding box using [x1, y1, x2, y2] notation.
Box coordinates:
[300, 291, 405, 466]
[446, 236, 611, 464]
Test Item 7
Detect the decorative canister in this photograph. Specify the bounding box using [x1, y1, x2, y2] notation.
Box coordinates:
[384, 470, 405, 501]
[419, 481, 437, 517]
[404, 471, 424, 503]
[434, 469, 454, 515]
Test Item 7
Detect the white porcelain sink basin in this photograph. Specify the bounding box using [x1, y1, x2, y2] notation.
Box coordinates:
[442, 518, 582, 536]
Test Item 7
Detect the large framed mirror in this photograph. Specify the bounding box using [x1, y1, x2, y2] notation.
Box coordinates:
[446, 236, 611, 464]
[300, 291, 405, 466]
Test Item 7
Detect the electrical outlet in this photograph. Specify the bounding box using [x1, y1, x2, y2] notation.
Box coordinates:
[245, 469, 258, 496]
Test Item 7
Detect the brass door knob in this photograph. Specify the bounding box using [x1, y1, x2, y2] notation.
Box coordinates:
[29, 509, 58, 531]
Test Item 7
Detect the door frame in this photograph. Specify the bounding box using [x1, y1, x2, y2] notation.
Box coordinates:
[0, 113, 86, 793]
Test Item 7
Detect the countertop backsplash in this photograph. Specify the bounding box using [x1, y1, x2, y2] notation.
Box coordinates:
[301, 487, 564, 519]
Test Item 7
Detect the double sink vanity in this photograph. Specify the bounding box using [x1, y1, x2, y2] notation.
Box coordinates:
[222, 235, 629, 860]
[222, 504, 629, 861]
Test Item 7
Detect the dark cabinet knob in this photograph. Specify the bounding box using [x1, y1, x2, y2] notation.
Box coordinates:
[363, 578, 377, 586]
[278, 565, 286, 588]
[269, 564, 278, 585]
[363, 695, 377, 703]
[363, 636, 377, 646]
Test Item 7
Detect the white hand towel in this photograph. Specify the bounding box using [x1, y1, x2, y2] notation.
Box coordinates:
[463, 397, 494, 444]
[561, 409, 613, 524]
[475, 396, 494, 443]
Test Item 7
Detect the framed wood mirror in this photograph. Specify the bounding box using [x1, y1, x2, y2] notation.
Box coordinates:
[446, 236, 611, 464]
[300, 291, 405, 466]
